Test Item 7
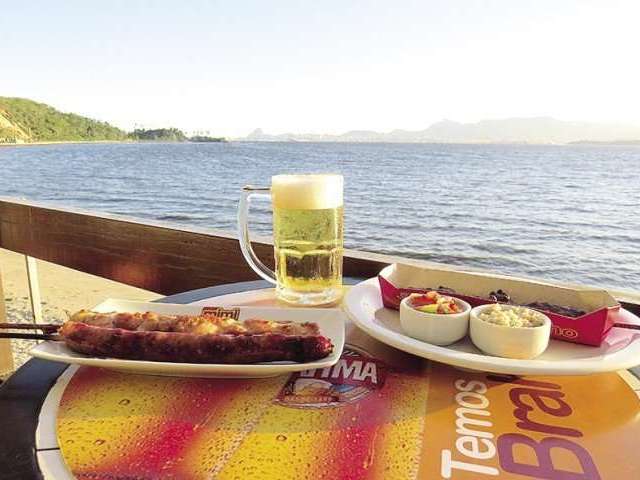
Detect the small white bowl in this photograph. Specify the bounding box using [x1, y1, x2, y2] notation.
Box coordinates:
[470, 304, 551, 359]
[399, 295, 471, 346]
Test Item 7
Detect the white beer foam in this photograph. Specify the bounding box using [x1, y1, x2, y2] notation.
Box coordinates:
[272, 174, 343, 209]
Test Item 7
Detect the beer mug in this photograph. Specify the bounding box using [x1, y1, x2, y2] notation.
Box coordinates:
[238, 174, 344, 305]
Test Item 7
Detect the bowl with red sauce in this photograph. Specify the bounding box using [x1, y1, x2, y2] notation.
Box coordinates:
[399, 292, 471, 346]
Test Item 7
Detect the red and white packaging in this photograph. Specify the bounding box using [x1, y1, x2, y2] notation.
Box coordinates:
[378, 263, 621, 346]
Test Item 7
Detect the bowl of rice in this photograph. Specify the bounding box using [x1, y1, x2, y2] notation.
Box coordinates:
[470, 304, 551, 359]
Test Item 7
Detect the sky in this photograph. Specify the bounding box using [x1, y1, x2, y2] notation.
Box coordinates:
[1, 1, 639, 137]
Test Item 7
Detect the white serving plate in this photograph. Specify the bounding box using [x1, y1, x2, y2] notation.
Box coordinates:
[30, 298, 345, 378]
[344, 277, 640, 375]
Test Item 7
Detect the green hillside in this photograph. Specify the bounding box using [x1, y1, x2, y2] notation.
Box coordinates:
[130, 128, 188, 142]
[0, 97, 127, 143]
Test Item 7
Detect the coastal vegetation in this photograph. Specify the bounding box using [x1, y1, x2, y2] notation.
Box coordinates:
[189, 135, 227, 143]
[0, 97, 227, 144]
[129, 128, 187, 142]
[4, 96, 637, 146]
[0, 97, 127, 143]
[128, 129, 227, 143]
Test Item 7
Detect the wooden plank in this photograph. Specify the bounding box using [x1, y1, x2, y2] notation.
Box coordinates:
[0, 198, 266, 294]
[0, 264, 15, 377]
[25, 256, 43, 324]
[0, 198, 392, 296]
[1, 197, 639, 314]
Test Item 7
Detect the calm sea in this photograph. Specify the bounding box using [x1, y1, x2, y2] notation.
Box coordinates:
[1, 142, 639, 292]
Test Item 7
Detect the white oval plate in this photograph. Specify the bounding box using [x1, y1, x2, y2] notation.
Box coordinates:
[344, 277, 640, 375]
[31, 298, 345, 378]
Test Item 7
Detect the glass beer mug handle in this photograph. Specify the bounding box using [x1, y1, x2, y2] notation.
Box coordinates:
[238, 186, 277, 284]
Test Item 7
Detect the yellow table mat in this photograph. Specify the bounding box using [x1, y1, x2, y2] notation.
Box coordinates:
[57, 349, 640, 479]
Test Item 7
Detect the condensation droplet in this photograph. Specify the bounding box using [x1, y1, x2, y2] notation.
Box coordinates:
[94, 439, 106, 446]
[119, 398, 131, 405]
[276, 434, 287, 442]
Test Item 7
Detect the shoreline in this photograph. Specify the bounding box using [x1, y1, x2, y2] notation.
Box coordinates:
[2, 139, 639, 147]
[0, 139, 229, 148]
[0, 140, 135, 148]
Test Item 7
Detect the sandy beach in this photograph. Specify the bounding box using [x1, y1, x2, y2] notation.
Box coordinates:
[0, 248, 160, 375]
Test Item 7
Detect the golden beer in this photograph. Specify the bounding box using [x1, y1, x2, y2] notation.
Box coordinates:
[239, 174, 344, 305]
[273, 206, 343, 291]
[271, 175, 343, 304]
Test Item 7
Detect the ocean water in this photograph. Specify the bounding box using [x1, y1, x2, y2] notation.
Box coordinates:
[1, 142, 639, 292]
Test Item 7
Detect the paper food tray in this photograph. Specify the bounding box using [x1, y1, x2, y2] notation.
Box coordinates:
[378, 263, 621, 346]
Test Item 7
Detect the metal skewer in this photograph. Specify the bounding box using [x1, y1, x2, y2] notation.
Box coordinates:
[0, 322, 61, 341]
[0, 323, 60, 334]
[0, 332, 59, 341]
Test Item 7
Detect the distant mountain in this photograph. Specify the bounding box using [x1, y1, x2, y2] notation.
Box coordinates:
[568, 139, 640, 145]
[244, 118, 640, 144]
[0, 97, 127, 143]
[3, 97, 638, 146]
